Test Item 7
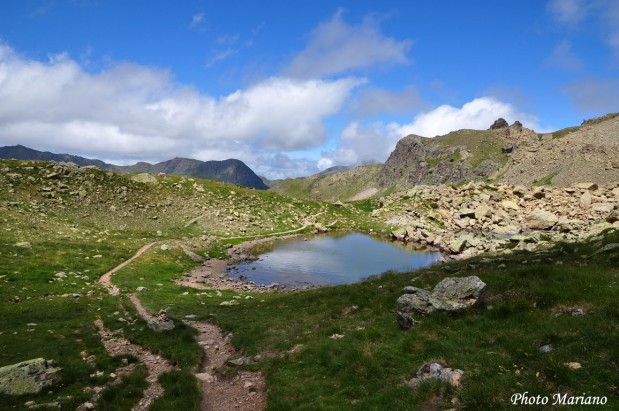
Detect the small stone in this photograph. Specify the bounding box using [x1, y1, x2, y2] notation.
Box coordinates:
[539, 344, 553, 353]
[564, 362, 582, 370]
[571, 308, 585, 316]
[195, 372, 215, 382]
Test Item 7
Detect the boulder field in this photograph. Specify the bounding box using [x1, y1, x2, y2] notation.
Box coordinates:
[374, 181, 619, 259]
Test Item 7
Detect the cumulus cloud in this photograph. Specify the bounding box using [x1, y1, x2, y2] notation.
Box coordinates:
[562, 77, 619, 112]
[0, 44, 363, 177]
[544, 41, 583, 70]
[284, 9, 412, 79]
[348, 85, 424, 118]
[319, 97, 541, 167]
[399, 97, 541, 137]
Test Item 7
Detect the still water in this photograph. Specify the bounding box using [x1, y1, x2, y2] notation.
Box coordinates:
[231, 232, 442, 287]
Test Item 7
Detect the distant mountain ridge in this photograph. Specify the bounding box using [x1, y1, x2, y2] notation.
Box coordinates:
[271, 113, 619, 201]
[0, 145, 268, 190]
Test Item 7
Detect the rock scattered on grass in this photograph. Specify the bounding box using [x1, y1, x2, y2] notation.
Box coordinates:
[408, 362, 463, 388]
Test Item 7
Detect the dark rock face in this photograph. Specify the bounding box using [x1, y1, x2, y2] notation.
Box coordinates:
[377, 135, 496, 187]
[490, 118, 509, 129]
[502, 144, 514, 153]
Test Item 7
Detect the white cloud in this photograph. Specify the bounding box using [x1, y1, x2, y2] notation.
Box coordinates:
[284, 9, 412, 79]
[190, 12, 205, 29]
[206, 48, 238, 67]
[547, 0, 587, 24]
[319, 97, 541, 167]
[547, 0, 619, 54]
[562, 77, 619, 112]
[348, 85, 424, 118]
[400, 97, 541, 137]
[0, 44, 363, 178]
[544, 41, 583, 70]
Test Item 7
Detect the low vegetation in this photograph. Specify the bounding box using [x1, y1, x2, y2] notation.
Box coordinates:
[1, 158, 617, 410]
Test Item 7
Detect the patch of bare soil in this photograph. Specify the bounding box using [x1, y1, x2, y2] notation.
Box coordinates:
[91, 319, 177, 411]
[188, 320, 267, 411]
[130, 295, 267, 411]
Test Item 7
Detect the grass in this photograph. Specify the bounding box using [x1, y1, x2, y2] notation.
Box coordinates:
[1, 158, 618, 410]
[533, 172, 558, 186]
[104, 229, 619, 410]
[434, 130, 510, 169]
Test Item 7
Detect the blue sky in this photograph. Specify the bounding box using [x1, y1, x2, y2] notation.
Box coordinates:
[0, 0, 617, 178]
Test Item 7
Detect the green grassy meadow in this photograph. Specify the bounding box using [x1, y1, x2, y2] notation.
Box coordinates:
[1, 159, 617, 410]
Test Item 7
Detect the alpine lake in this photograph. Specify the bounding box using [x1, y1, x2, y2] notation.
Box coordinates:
[229, 232, 443, 288]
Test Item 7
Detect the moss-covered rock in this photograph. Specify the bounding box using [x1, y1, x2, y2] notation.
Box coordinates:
[0, 358, 61, 395]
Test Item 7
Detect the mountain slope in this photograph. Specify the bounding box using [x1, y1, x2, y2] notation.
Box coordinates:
[125, 157, 268, 190]
[0, 144, 111, 169]
[378, 114, 619, 189]
[0, 145, 267, 190]
[270, 164, 383, 202]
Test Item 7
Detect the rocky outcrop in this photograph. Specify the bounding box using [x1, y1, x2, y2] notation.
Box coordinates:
[489, 118, 509, 130]
[0, 358, 61, 395]
[397, 276, 486, 317]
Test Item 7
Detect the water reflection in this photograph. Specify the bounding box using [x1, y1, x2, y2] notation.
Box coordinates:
[231, 232, 442, 287]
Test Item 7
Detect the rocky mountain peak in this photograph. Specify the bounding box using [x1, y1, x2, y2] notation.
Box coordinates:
[489, 118, 509, 130]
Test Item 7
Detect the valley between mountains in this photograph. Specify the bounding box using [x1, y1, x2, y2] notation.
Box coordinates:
[0, 114, 617, 410]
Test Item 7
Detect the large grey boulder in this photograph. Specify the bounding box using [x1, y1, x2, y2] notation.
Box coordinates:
[524, 210, 558, 230]
[397, 276, 486, 316]
[130, 173, 158, 185]
[397, 288, 434, 315]
[0, 358, 61, 395]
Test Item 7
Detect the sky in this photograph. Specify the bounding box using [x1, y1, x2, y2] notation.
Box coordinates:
[0, 0, 617, 179]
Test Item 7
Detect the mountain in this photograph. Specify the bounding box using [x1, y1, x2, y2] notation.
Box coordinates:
[124, 157, 268, 190]
[0, 144, 111, 169]
[269, 164, 383, 202]
[379, 113, 619, 188]
[271, 113, 619, 202]
[0, 145, 268, 190]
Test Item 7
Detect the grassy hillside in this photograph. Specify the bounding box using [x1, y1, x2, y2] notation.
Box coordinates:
[0, 158, 617, 410]
[270, 164, 384, 202]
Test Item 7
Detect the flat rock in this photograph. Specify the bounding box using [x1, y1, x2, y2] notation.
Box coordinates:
[397, 276, 486, 315]
[524, 210, 558, 230]
[130, 173, 159, 184]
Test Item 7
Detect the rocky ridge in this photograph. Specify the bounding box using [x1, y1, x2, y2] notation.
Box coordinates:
[272, 113, 619, 201]
[0, 145, 268, 190]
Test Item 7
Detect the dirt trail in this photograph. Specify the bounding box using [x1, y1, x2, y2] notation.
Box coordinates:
[129, 295, 267, 411]
[99, 242, 157, 295]
[93, 319, 177, 410]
